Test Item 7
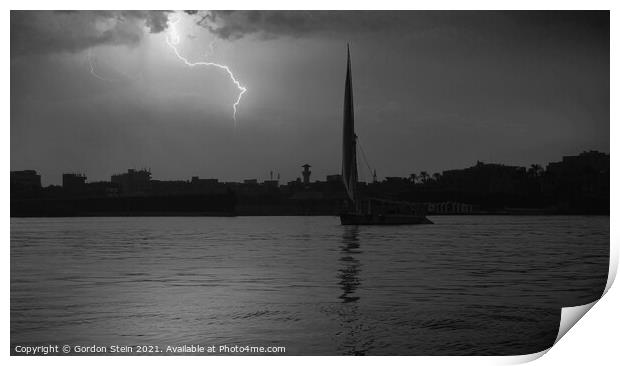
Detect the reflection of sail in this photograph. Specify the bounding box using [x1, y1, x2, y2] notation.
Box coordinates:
[336, 226, 372, 355]
[338, 225, 361, 303]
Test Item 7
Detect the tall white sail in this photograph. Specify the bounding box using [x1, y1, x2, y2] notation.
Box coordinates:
[342, 45, 358, 203]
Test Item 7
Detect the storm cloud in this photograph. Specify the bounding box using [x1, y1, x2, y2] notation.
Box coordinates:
[196, 11, 427, 40]
[11, 10, 171, 56]
[198, 10, 608, 43]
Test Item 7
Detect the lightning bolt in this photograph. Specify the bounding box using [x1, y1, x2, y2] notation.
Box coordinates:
[88, 49, 113, 82]
[88, 49, 142, 83]
[165, 14, 247, 124]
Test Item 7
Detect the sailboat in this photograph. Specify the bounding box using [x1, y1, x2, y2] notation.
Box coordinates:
[340, 45, 433, 225]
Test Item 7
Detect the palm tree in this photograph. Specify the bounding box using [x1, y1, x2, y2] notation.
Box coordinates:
[432, 172, 441, 183]
[528, 164, 544, 177]
[409, 173, 418, 184]
[420, 171, 429, 184]
[528, 164, 544, 194]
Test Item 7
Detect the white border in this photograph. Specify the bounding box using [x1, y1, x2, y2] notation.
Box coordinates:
[4, 1, 617, 365]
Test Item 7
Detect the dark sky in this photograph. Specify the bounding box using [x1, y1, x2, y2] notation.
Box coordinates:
[11, 11, 609, 186]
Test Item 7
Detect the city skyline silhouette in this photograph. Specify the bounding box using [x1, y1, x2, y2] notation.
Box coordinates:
[11, 11, 609, 186]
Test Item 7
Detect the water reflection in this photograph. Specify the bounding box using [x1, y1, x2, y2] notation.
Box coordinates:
[338, 226, 362, 303]
[336, 225, 370, 355]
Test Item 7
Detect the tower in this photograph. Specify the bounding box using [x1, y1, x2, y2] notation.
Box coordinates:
[302, 164, 311, 185]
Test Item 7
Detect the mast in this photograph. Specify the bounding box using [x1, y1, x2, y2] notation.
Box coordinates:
[342, 44, 358, 206]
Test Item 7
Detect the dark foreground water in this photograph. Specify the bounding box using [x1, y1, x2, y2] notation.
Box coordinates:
[11, 216, 609, 355]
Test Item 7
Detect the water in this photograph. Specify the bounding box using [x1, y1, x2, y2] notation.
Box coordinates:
[11, 216, 609, 355]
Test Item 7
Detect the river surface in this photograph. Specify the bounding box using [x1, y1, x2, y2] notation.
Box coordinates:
[11, 216, 609, 355]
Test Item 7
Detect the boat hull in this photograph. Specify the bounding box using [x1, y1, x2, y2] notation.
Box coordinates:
[340, 213, 433, 225]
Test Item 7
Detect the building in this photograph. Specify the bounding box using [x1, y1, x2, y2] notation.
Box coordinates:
[326, 174, 342, 183]
[191, 177, 219, 185]
[441, 161, 526, 194]
[11, 170, 41, 190]
[62, 173, 87, 192]
[546, 150, 609, 177]
[263, 180, 279, 188]
[84, 181, 119, 197]
[111, 169, 152, 196]
[544, 151, 609, 208]
[189, 177, 227, 195]
[302, 164, 311, 185]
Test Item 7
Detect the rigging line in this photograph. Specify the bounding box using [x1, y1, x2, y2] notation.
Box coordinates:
[356, 136, 374, 180]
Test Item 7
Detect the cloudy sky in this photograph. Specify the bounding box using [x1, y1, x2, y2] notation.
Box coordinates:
[11, 11, 609, 186]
